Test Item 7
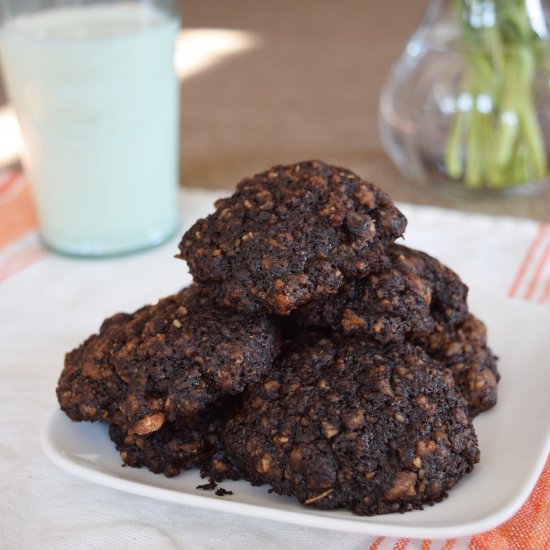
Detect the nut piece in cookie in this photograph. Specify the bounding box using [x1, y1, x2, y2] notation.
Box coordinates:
[108, 401, 233, 477]
[109, 417, 216, 477]
[178, 160, 407, 315]
[217, 333, 480, 516]
[293, 244, 468, 343]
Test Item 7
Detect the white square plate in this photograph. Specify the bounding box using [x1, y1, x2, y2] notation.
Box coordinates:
[41, 290, 550, 539]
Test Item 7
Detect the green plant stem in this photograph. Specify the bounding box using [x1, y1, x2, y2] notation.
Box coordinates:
[444, 0, 549, 189]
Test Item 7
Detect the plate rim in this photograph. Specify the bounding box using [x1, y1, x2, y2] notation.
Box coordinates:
[41, 291, 550, 539]
[41, 407, 550, 540]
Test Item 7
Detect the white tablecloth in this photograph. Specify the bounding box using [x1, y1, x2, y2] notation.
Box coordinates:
[1, 188, 549, 550]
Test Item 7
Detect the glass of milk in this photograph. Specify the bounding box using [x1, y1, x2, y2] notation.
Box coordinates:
[0, 0, 180, 256]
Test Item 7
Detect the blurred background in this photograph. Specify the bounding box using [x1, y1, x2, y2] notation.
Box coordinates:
[178, 1, 424, 189]
[1, 0, 549, 220]
[179, 0, 426, 192]
[0, 1, 423, 186]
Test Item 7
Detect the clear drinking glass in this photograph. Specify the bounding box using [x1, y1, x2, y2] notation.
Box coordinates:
[0, 0, 180, 256]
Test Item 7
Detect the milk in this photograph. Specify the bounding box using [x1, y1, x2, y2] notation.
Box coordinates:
[0, 3, 180, 255]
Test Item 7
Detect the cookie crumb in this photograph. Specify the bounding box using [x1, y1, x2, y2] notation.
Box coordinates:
[215, 487, 234, 497]
[196, 480, 218, 491]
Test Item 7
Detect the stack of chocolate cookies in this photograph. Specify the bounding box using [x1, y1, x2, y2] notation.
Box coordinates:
[57, 161, 499, 516]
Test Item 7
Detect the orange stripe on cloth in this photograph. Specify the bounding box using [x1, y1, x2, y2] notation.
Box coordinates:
[0, 247, 47, 285]
[392, 539, 409, 550]
[537, 276, 550, 304]
[369, 537, 385, 550]
[469, 456, 550, 550]
[523, 239, 550, 301]
[0, 168, 20, 196]
[507, 223, 547, 298]
[0, 172, 39, 248]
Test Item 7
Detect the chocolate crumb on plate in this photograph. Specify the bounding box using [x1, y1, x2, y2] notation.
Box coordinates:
[215, 487, 234, 497]
[196, 480, 218, 491]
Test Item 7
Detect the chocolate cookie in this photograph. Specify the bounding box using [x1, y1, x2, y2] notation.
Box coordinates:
[395, 245, 469, 328]
[107, 398, 239, 477]
[417, 314, 499, 417]
[57, 285, 282, 429]
[178, 161, 407, 315]
[109, 417, 218, 477]
[216, 333, 480, 516]
[292, 244, 468, 343]
[56, 309, 147, 425]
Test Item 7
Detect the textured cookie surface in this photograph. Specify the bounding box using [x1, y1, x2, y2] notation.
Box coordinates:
[178, 161, 407, 315]
[108, 405, 229, 477]
[293, 244, 467, 343]
[394, 245, 469, 328]
[57, 285, 282, 428]
[218, 333, 480, 516]
[291, 243, 496, 415]
[417, 314, 499, 417]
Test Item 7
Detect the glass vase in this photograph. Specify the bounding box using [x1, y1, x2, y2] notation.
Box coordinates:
[379, 0, 550, 196]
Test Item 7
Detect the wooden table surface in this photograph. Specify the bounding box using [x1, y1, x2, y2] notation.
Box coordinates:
[180, 0, 550, 221]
